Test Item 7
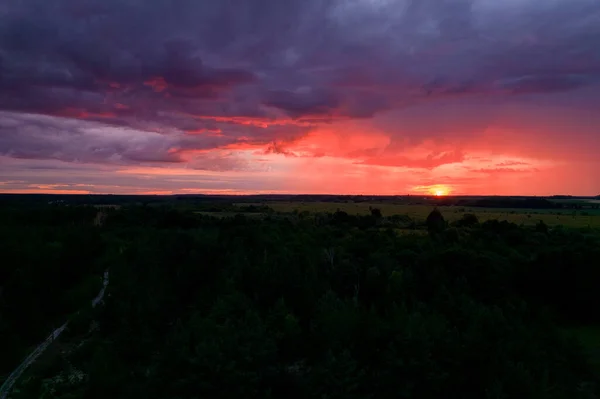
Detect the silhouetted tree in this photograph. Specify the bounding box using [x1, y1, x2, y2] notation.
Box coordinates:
[426, 208, 446, 234]
[536, 220, 549, 234]
[370, 208, 383, 219]
[453, 213, 479, 227]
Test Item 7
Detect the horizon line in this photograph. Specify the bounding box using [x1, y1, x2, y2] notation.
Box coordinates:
[1, 192, 598, 198]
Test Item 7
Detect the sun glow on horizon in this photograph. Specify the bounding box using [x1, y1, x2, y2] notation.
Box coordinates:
[429, 185, 451, 197]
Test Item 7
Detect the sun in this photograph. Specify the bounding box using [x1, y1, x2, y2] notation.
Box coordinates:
[429, 185, 450, 197]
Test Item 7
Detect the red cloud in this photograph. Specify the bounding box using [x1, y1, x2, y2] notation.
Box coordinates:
[360, 150, 466, 169]
[186, 128, 224, 137]
[144, 77, 168, 92]
[55, 108, 117, 119]
[471, 167, 539, 174]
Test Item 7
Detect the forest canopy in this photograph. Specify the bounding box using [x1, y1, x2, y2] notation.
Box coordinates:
[1, 200, 600, 399]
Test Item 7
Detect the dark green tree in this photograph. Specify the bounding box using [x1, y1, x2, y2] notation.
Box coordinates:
[426, 208, 446, 234]
[370, 207, 383, 219]
[454, 213, 479, 227]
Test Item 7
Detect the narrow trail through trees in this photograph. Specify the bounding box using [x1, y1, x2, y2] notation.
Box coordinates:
[0, 270, 109, 399]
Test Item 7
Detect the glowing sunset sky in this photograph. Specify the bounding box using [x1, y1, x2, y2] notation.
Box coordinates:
[1, 0, 599, 195]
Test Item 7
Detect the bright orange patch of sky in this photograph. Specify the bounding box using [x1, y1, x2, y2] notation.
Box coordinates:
[1, 92, 599, 196]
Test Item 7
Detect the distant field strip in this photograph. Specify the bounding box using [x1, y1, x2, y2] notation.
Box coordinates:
[258, 202, 600, 227]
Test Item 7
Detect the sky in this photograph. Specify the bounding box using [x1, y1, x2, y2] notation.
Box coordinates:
[1, 0, 599, 196]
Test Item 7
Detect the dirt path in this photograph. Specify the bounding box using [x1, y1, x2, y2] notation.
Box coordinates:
[0, 270, 109, 399]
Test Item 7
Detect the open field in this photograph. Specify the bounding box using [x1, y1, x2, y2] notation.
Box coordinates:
[241, 202, 600, 228]
[194, 211, 263, 218]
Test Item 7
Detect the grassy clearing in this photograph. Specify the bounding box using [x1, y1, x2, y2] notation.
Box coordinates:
[251, 202, 600, 228]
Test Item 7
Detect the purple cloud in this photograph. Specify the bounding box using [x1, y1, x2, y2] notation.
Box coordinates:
[0, 0, 599, 180]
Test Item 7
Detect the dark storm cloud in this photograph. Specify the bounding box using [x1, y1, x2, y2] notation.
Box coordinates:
[496, 74, 593, 95]
[1, 0, 600, 165]
[263, 89, 341, 118]
[0, 111, 312, 169]
[0, 112, 185, 163]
